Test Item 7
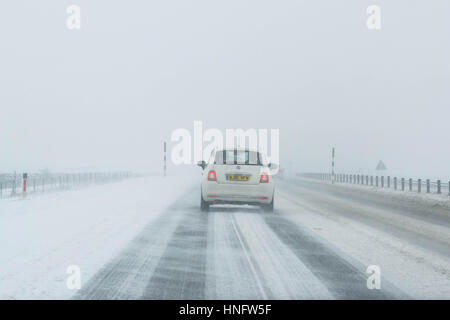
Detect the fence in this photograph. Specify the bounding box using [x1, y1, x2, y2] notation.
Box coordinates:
[0, 172, 132, 199]
[298, 173, 450, 196]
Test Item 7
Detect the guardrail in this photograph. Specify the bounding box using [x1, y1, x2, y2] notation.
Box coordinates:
[0, 172, 132, 199]
[298, 173, 450, 196]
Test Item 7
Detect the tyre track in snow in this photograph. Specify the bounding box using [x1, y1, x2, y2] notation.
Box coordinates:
[281, 180, 450, 258]
[207, 209, 334, 299]
[263, 214, 394, 299]
[75, 189, 196, 299]
[141, 203, 209, 299]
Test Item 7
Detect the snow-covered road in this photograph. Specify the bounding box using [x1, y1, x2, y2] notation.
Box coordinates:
[1, 177, 449, 299]
[77, 179, 450, 300]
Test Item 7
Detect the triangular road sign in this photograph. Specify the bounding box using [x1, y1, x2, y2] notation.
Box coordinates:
[376, 160, 387, 171]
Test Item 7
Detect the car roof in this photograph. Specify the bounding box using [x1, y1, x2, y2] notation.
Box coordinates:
[215, 148, 260, 153]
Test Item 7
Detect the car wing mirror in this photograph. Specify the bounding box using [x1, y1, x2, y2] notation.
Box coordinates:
[197, 160, 207, 170]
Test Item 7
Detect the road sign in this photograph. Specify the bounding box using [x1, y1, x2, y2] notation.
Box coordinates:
[376, 160, 387, 171]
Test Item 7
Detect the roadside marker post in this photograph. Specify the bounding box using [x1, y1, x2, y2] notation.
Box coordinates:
[22, 173, 28, 198]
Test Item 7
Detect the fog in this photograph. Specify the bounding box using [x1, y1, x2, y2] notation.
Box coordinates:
[1, 1, 449, 179]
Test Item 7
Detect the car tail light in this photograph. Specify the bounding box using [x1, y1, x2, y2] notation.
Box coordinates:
[208, 170, 217, 181]
[260, 172, 269, 183]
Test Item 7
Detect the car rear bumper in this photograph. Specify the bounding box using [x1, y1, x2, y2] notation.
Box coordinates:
[202, 181, 274, 204]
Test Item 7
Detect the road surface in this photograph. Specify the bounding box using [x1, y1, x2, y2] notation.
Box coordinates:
[75, 179, 450, 299]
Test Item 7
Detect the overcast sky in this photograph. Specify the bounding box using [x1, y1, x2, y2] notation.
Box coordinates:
[1, 1, 449, 178]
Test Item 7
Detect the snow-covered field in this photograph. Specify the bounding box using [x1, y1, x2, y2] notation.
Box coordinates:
[0, 176, 194, 299]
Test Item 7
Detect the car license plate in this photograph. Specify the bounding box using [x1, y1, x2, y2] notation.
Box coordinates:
[227, 174, 250, 181]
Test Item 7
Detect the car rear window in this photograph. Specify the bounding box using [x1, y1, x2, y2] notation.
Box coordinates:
[214, 150, 261, 165]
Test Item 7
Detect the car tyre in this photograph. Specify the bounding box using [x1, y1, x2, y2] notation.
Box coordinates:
[200, 194, 210, 212]
[263, 197, 274, 212]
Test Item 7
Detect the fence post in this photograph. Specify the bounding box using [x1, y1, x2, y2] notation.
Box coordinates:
[418, 179, 422, 193]
[376, 176, 379, 187]
[448, 181, 450, 196]
[394, 177, 397, 190]
[387, 176, 390, 188]
[437, 180, 441, 194]
[426, 179, 430, 193]
[381, 176, 384, 188]
[409, 178, 412, 191]
[370, 176, 373, 186]
[401, 178, 405, 191]
[0, 183, 2, 198]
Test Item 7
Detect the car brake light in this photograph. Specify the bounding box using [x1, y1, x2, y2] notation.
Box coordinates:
[260, 172, 269, 183]
[208, 170, 217, 181]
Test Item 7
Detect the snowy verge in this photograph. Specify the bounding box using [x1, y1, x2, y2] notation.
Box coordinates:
[0, 175, 195, 299]
[295, 177, 450, 211]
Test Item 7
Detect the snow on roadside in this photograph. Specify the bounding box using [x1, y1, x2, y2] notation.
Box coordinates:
[0, 176, 195, 300]
[278, 187, 450, 299]
[296, 177, 450, 211]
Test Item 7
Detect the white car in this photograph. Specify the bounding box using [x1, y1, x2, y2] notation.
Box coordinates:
[197, 148, 276, 212]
